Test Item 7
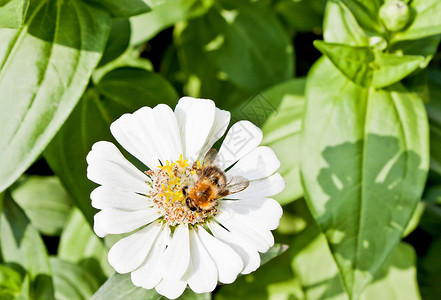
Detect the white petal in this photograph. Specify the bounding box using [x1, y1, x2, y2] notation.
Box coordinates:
[207, 222, 260, 274]
[87, 142, 151, 194]
[91, 186, 153, 210]
[94, 208, 159, 236]
[108, 221, 162, 273]
[93, 215, 106, 238]
[150, 104, 183, 163]
[226, 173, 285, 200]
[184, 227, 218, 293]
[175, 97, 216, 161]
[215, 213, 272, 253]
[227, 146, 280, 180]
[131, 226, 170, 289]
[197, 228, 243, 284]
[220, 198, 283, 230]
[155, 279, 187, 299]
[215, 121, 263, 170]
[161, 224, 190, 281]
[197, 108, 231, 161]
[110, 113, 161, 170]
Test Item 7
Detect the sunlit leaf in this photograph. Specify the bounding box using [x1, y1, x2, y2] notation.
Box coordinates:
[301, 58, 429, 298]
[0, 0, 111, 193]
[0, 0, 28, 28]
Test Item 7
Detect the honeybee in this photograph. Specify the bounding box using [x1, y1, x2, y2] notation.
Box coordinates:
[182, 149, 249, 212]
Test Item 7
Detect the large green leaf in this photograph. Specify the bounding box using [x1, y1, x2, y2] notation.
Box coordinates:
[50, 257, 100, 300]
[0, 192, 55, 299]
[44, 67, 178, 224]
[291, 213, 421, 300]
[0, 0, 28, 28]
[0, 0, 111, 193]
[300, 58, 429, 299]
[184, 0, 293, 92]
[130, 0, 213, 45]
[11, 176, 72, 236]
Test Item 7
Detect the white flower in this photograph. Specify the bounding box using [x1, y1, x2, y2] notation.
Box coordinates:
[86, 97, 285, 299]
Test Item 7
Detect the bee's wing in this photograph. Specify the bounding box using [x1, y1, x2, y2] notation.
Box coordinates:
[226, 176, 249, 194]
[203, 148, 218, 166]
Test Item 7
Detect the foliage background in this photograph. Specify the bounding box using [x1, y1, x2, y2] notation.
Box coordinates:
[1, 0, 441, 299]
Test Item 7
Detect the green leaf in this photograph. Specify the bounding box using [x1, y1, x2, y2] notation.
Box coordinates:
[292, 220, 421, 300]
[0, 0, 28, 28]
[372, 52, 426, 87]
[98, 19, 131, 67]
[130, 0, 213, 45]
[58, 208, 113, 281]
[274, 0, 325, 35]
[86, 0, 150, 18]
[360, 243, 421, 300]
[427, 71, 441, 178]
[336, 0, 384, 34]
[300, 58, 429, 299]
[0, 192, 55, 299]
[0, 264, 24, 299]
[216, 246, 302, 300]
[50, 258, 100, 300]
[418, 236, 441, 300]
[188, 0, 293, 91]
[90, 273, 162, 300]
[0, 0, 111, 193]
[11, 176, 72, 236]
[260, 244, 289, 266]
[174, 18, 249, 107]
[392, 0, 441, 42]
[313, 41, 374, 86]
[259, 79, 305, 204]
[323, 0, 371, 46]
[44, 67, 178, 224]
[314, 41, 425, 88]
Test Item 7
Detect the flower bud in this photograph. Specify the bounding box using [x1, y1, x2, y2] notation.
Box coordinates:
[379, 0, 411, 32]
